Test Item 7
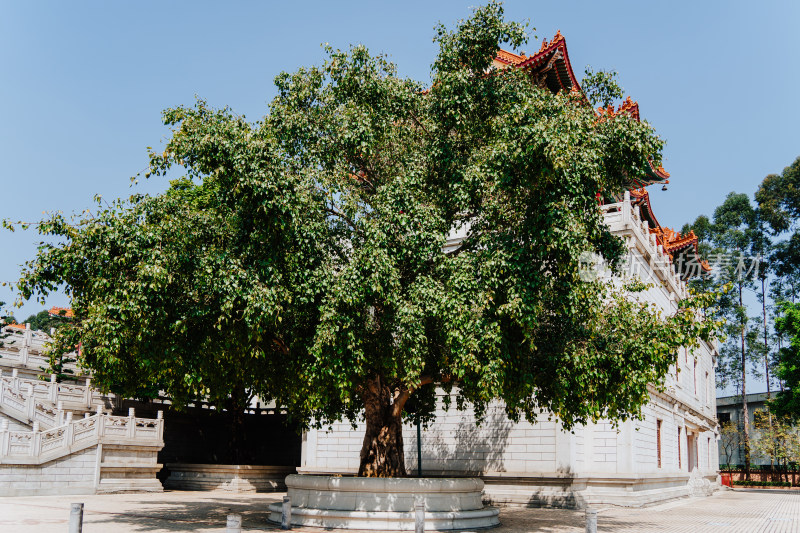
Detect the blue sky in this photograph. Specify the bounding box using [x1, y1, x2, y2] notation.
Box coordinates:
[1, 2, 798, 391]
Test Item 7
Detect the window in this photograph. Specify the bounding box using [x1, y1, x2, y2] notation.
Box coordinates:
[706, 371, 710, 405]
[657, 419, 663, 468]
[707, 437, 711, 468]
[677, 426, 682, 469]
[694, 360, 698, 395]
[718, 412, 730, 424]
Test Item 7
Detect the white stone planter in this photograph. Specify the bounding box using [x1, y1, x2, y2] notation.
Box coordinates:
[268, 474, 499, 530]
[164, 464, 296, 492]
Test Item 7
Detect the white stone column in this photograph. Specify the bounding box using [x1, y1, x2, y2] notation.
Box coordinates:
[583, 423, 594, 473]
[301, 428, 318, 469]
[555, 422, 575, 474]
[615, 419, 633, 474]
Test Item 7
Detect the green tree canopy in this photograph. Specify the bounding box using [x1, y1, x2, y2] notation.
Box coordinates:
[756, 157, 800, 235]
[11, 3, 716, 476]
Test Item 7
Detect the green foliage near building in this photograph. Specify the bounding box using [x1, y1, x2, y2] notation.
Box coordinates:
[8, 3, 718, 476]
[772, 302, 800, 417]
[581, 66, 624, 108]
[0, 301, 15, 349]
[21, 309, 70, 333]
[752, 409, 800, 480]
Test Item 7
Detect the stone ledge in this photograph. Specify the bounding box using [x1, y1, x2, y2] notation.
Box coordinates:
[164, 463, 297, 493]
[270, 475, 499, 530]
[267, 503, 500, 531]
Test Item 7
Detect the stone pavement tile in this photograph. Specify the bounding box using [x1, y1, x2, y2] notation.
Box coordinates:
[1, 489, 800, 532]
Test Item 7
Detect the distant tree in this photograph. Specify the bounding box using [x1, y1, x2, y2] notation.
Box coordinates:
[752, 408, 800, 482]
[755, 156, 800, 237]
[713, 193, 766, 478]
[22, 309, 71, 333]
[719, 420, 742, 467]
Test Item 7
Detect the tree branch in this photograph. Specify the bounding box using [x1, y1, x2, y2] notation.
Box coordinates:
[324, 207, 360, 233]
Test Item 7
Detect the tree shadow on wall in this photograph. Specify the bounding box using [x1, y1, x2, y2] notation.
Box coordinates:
[406, 401, 516, 475]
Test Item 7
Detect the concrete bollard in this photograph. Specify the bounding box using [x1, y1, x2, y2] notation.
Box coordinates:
[281, 495, 292, 530]
[226, 513, 242, 533]
[585, 507, 597, 533]
[415, 500, 425, 533]
[68, 503, 84, 533]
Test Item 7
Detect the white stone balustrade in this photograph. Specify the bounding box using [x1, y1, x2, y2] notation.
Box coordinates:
[0, 324, 83, 376]
[0, 370, 107, 430]
[0, 408, 164, 465]
[600, 191, 688, 301]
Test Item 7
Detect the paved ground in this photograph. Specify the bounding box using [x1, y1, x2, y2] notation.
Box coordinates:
[1, 488, 799, 532]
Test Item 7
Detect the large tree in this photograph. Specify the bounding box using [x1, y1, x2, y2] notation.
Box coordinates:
[11, 3, 716, 476]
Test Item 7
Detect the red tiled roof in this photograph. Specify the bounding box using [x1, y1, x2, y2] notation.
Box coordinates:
[48, 307, 74, 318]
[494, 49, 526, 66]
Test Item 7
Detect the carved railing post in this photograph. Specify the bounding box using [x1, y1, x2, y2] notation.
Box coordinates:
[84, 378, 92, 408]
[20, 323, 30, 366]
[128, 408, 136, 438]
[0, 419, 8, 456]
[157, 410, 164, 440]
[57, 401, 65, 425]
[49, 374, 58, 403]
[26, 383, 35, 421]
[32, 421, 41, 456]
[622, 190, 631, 224]
[96, 405, 105, 438]
[65, 412, 74, 446]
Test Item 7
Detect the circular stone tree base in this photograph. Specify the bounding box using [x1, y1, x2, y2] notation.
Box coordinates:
[267, 474, 500, 531]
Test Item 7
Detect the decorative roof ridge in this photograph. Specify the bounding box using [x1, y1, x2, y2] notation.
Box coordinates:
[630, 200, 712, 274]
[510, 30, 581, 91]
[597, 96, 640, 120]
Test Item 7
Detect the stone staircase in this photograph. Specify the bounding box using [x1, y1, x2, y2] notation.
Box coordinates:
[0, 326, 165, 496]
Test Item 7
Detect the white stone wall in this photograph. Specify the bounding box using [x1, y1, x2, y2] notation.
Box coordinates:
[0, 446, 97, 496]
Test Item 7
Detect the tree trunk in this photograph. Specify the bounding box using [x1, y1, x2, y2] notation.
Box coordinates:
[762, 277, 771, 399]
[226, 384, 248, 464]
[358, 374, 407, 477]
[739, 284, 752, 480]
[762, 277, 775, 469]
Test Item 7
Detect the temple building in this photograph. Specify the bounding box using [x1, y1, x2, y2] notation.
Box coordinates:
[299, 32, 720, 508]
